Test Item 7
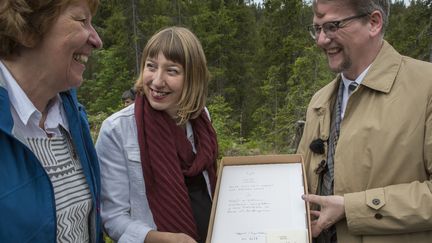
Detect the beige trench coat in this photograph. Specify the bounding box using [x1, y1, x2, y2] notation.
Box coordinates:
[297, 41, 432, 242]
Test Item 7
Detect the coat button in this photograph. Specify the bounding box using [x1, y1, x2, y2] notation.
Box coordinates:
[372, 198, 380, 205]
[375, 213, 383, 219]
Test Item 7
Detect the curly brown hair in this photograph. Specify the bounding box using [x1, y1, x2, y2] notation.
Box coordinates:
[0, 0, 99, 58]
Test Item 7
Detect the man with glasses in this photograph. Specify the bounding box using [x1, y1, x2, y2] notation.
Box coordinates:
[298, 0, 432, 243]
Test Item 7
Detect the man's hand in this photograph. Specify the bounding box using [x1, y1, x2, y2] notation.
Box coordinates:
[302, 194, 345, 237]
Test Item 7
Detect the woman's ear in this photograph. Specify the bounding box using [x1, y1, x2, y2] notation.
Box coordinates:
[18, 32, 38, 48]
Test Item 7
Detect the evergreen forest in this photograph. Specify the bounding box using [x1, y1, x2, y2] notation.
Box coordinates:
[79, 0, 432, 156]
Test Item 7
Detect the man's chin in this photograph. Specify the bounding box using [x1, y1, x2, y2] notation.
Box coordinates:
[328, 63, 343, 73]
[327, 58, 348, 74]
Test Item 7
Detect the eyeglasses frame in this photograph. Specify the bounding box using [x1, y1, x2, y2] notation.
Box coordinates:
[308, 13, 369, 40]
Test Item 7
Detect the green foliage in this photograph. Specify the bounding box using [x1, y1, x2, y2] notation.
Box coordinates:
[386, 0, 432, 61]
[79, 47, 133, 114]
[79, 1, 136, 116]
[87, 111, 110, 141]
[103, 233, 114, 243]
[207, 95, 240, 156]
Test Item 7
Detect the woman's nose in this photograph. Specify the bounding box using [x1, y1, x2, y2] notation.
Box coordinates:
[89, 24, 103, 49]
[151, 70, 165, 87]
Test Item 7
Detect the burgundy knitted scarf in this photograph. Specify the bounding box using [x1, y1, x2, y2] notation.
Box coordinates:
[134, 95, 218, 240]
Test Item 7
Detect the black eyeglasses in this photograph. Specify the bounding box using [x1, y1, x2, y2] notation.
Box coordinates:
[308, 13, 369, 40]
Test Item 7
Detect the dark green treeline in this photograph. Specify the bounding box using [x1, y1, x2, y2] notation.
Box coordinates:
[79, 0, 432, 156]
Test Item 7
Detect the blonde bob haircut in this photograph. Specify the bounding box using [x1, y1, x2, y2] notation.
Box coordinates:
[0, 0, 99, 58]
[134, 26, 210, 125]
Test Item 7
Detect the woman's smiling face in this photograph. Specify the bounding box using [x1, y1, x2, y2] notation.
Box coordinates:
[27, 0, 102, 91]
[142, 52, 185, 118]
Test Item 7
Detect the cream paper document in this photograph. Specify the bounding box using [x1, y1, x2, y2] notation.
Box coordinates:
[210, 163, 309, 243]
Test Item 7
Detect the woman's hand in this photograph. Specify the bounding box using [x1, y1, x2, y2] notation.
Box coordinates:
[145, 230, 197, 243]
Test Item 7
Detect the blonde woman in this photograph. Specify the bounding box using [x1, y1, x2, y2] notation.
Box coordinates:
[96, 27, 218, 243]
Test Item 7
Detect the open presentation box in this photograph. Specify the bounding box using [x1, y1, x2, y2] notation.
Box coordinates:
[206, 154, 311, 243]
